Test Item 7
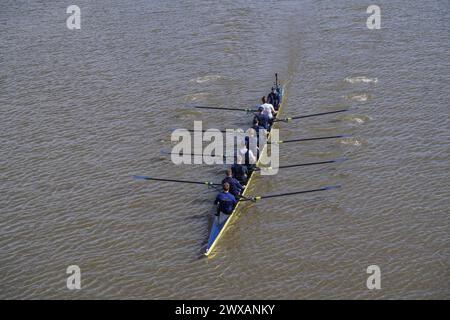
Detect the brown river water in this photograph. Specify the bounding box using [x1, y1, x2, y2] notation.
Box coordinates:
[1, 0, 449, 299]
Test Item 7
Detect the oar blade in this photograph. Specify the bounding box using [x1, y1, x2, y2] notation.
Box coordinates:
[324, 185, 341, 191]
[133, 175, 151, 181]
[333, 157, 348, 164]
[160, 148, 173, 156]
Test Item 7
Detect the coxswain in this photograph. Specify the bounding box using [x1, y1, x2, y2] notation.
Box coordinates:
[222, 168, 244, 198]
[214, 182, 237, 218]
[231, 155, 248, 185]
[267, 87, 280, 110]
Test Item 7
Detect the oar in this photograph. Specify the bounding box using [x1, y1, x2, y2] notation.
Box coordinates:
[269, 134, 350, 144]
[183, 129, 246, 133]
[274, 109, 348, 122]
[255, 158, 347, 171]
[194, 106, 257, 113]
[160, 150, 228, 159]
[240, 185, 341, 202]
[133, 175, 221, 186]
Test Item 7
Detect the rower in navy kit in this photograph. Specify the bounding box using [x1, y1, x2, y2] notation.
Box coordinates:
[214, 182, 237, 217]
[231, 155, 248, 185]
[222, 168, 244, 198]
[251, 118, 264, 140]
[254, 106, 270, 131]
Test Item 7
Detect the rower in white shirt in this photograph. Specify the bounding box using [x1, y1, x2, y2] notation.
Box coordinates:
[260, 96, 277, 127]
[237, 140, 257, 173]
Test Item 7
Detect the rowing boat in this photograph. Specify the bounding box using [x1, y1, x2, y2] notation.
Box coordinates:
[205, 77, 285, 256]
[132, 74, 345, 256]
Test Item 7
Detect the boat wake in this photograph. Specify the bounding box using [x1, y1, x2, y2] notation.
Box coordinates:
[340, 137, 362, 146]
[190, 75, 223, 84]
[345, 93, 371, 102]
[184, 92, 212, 102]
[341, 114, 371, 125]
[344, 76, 378, 84]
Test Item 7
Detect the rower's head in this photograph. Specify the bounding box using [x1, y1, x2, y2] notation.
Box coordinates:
[222, 182, 230, 192]
[226, 168, 233, 177]
[261, 96, 267, 104]
[247, 128, 256, 137]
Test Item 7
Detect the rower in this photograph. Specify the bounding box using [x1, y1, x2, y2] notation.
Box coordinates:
[238, 140, 257, 173]
[214, 182, 237, 218]
[246, 127, 259, 159]
[222, 168, 244, 198]
[231, 155, 248, 185]
[251, 117, 267, 138]
[254, 106, 270, 131]
[267, 87, 280, 110]
[260, 96, 277, 127]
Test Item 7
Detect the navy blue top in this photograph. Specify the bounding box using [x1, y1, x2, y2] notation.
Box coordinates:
[268, 91, 280, 110]
[214, 192, 237, 215]
[251, 124, 267, 140]
[221, 176, 244, 197]
[231, 163, 248, 184]
[254, 114, 270, 130]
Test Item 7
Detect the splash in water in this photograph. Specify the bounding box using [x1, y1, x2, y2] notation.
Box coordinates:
[344, 76, 378, 84]
[190, 75, 223, 84]
[184, 92, 212, 102]
[345, 93, 370, 102]
[340, 137, 362, 146]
